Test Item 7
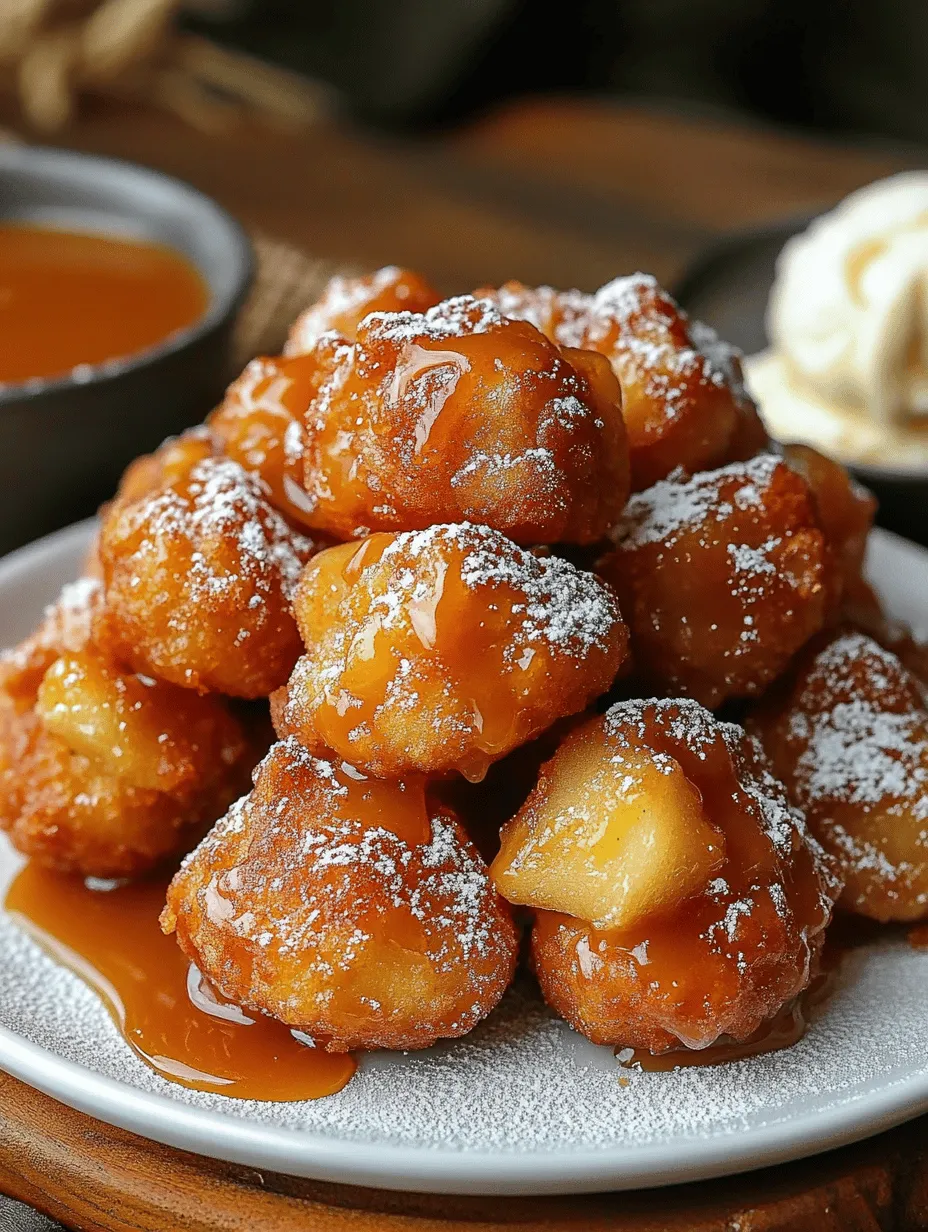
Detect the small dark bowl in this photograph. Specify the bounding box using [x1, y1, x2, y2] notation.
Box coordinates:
[674, 216, 928, 548]
[0, 144, 253, 555]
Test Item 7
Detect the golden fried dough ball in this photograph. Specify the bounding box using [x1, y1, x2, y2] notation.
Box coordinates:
[475, 279, 590, 343]
[0, 576, 103, 708]
[208, 353, 325, 529]
[840, 575, 928, 687]
[298, 295, 629, 543]
[285, 266, 440, 355]
[162, 737, 518, 1051]
[112, 426, 214, 509]
[574, 278, 768, 490]
[0, 580, 252, 878]
[751, 630, 928, 922]
[273, 523, 627, 780]
[599, 453, 836, 708]
[87, 428, 217, 578]
[493, 699, 838, 1052]
[94, 458, 317, 698]
[480, 275, 766, 491]
[780, 443, 875, 589]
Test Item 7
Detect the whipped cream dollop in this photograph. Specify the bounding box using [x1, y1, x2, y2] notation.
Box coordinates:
[745, 173, 928, 467]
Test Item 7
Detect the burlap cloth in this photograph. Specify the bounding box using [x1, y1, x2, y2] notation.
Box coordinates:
[232, 233, 355, 367]
[0, 1197, 60, 1232]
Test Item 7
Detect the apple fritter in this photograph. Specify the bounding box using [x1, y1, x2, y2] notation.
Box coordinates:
[600, 453, 837, 707]
[162, 737, 518, 1051]
[285, 266, 440, 355]
[0, 579, 253, 878]
[493, 698, 839, 1052]
[478, 274, 766, 490]
[297, 295, 629, 544]
[751, 630, 928, 922]
[273, 523, 628, 780]
[94, 457, 317, 698]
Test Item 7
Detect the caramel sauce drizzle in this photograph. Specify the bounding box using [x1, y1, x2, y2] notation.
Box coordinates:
[6, 869, 880, 1096]
[617, 987, 816, 1073]
[616, 946, 846, 1074]
[5, 864, 355, 1102]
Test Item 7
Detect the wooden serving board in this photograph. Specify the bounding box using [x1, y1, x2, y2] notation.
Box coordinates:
[0, 1070, 925, 1231]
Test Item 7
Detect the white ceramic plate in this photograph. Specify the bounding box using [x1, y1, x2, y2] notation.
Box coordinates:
[2, 520, 928, 1197]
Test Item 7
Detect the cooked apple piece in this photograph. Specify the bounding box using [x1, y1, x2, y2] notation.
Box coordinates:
[36, 650, 241, 795]
[492, 718, 725, 929]
[522, 699, 839, 1051]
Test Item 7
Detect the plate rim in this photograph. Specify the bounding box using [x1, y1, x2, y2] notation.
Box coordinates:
[4, 1015, 928, 1197]
[1, 520, 928, 1196]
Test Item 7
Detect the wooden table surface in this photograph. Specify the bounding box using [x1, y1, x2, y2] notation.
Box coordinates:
[0, 96, 926, 1230]
[2, 1067, 927, 1232]
[2, 95, 920, 292]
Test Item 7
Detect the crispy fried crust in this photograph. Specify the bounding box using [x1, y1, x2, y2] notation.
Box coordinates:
[751, 630, 928, 922]
[296, 295, 629, 544]
[285, 266, 441, 355]
[95, 458, 317, 698]
[162, 738, 518, 1051]
[478, 275, 766, 491]
[600, 454, 837, 707]
[0, 580, 255, 877]
[274, 524, 628, 780]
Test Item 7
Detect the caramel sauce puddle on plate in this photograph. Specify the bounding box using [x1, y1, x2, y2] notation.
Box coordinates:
[5, 864, 355, 1101]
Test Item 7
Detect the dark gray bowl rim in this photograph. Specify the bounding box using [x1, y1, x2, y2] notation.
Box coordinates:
[673, 211, 928, 488]
[0, 144, 253, 407]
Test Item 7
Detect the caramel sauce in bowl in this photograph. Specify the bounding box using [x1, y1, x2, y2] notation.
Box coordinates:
[0, 225, 208, 385]
[0, 144, 252, 553]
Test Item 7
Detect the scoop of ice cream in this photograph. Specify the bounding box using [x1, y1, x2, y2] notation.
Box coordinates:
[768, 172, 928, 426]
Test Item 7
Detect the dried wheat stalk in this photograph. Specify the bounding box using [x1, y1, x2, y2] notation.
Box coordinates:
[0, 0, 329, 132]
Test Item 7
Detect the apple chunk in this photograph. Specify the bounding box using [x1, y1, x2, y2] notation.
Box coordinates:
[36, 650, 235, 794]
[492, 722, 725, 930]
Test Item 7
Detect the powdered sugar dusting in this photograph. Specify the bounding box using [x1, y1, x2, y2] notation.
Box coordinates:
[366, 296, 502, 346]
[487, 283, 562, 333]
[788, 633, 928, 811]
[3, 839, 927, 1166]
[173, 738, 507, 1034]
[689, 319, 753, 411]
[615, 454, 781, 549]
[486, 275, 746, 420]
[0, 576, 100, 677]
[42, 576, 101, 648]
[54, 576, 101, 628]
[379, 522, 619, 656]
[602, 698, 813, 864]
[577, 275, 739, 416]
[4, 520, 928, 1187]
[133, 458, 312, 604]
[286, 267, 409, 355]
[480, 282, 591, 345]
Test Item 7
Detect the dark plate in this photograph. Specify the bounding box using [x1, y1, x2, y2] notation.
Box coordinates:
[674, 216, 928, 546]
[0, 145, 253, 555]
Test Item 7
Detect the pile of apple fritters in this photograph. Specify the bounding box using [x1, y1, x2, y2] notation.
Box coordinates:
[4, 265, 923, 1061]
